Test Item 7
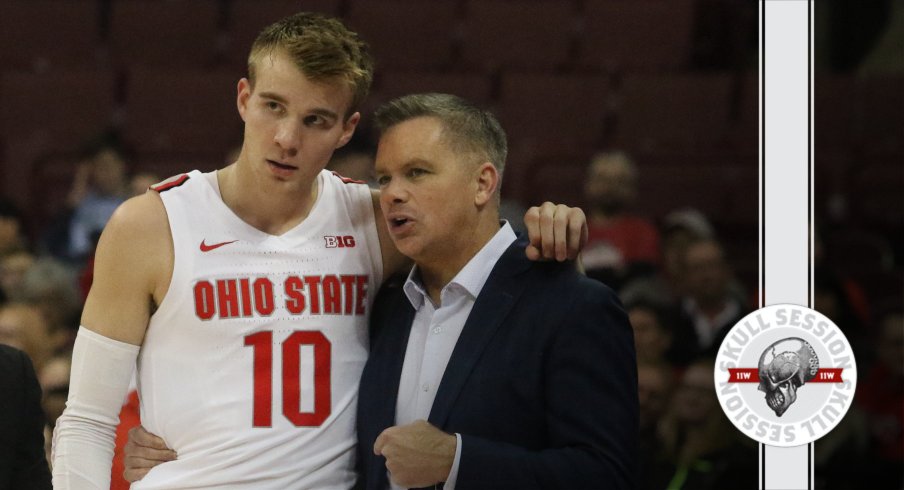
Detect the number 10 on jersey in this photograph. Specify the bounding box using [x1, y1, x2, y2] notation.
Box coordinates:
[243, 331, 331, 427]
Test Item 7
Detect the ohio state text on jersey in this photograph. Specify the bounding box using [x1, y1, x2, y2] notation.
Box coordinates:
[134, 170, 382, 489]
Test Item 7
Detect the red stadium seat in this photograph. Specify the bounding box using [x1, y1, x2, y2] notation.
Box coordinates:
[459, 0, 576, 72]
[0, 0, 100, 70]
[578, 0, 696, 73]
[496, 72, 611, 154]
[122, 67, 242, 157]
[633, 161, 756, 227]
[0, 69, 117, 153]
[729, 72, 759, 156]
[2, 139, 63, 214]
[109, 0, 220, 68]
[614, 72, 734, 153]
[368, 70, 494, 116]
[849, 164, 904, 228]
[521, 155, 591, 208]
[345, 1, 460, 70]
[854, 75, 904, 157]
[825, 228, 896, 277]
[815, 75, 857, 153]
[28, 152, 83, 230]
[224, 0, 343, 74]
[134, 154, 223, 182]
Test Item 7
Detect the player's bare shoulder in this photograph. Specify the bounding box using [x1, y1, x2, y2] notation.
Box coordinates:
[102, 189, 172, 269]
[81, 188, 174, 344]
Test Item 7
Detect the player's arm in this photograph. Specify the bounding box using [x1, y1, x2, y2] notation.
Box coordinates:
[52, 192, 173, 489]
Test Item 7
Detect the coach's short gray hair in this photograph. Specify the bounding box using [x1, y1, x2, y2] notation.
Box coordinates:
[373, 93, 508, 179]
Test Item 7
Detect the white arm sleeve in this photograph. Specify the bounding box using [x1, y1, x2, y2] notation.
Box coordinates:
[52, 327, 140, 489]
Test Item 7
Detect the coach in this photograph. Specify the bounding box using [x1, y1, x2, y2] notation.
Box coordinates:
[356, 93, 638, 490]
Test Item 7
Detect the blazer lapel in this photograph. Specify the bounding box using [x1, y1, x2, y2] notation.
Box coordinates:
[427, 241, 532, 428]
[367, 291, 415, 490]
[376, 293, 416, 429]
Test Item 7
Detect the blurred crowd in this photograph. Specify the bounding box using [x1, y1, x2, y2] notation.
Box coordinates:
[1, 140, 900, 489]
[0, 1, 900, 489]
[579, 151, 902, 490]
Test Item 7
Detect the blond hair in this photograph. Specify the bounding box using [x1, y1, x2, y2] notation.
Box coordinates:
[248, 12, 374, 117]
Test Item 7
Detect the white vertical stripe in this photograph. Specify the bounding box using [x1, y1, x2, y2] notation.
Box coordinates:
[760, 1, 813, 489]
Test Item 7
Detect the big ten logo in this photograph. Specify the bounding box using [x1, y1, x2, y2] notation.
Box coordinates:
[324, 235, 356, 248]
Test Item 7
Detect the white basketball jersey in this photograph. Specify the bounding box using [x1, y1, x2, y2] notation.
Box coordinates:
[133, 170, 382, 489]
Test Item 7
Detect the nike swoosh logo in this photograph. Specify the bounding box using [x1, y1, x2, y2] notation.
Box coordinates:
[200, 239, 238, 252]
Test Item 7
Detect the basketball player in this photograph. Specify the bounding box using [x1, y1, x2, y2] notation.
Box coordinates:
[51, 13, 585, 489]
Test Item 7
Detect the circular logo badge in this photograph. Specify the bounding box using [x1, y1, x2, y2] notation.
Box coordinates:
[714, 304, 857, 447]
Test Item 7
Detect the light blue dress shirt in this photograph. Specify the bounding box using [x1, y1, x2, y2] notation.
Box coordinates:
[390, 222, 517, 490]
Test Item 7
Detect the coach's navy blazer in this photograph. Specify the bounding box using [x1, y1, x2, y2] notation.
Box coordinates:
[356, 239, 638, 490]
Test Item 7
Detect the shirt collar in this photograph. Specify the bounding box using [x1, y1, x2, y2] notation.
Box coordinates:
[403, 221, 517, 309]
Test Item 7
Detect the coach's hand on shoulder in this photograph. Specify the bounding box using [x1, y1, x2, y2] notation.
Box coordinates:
[123, 425, 176, 482]
[524, 202, 588, 261]
[374, 420, 456, 488]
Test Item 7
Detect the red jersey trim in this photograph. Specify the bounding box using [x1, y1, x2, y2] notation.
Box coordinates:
[330, 171, 366, 185]
[151, 174, 191, 193]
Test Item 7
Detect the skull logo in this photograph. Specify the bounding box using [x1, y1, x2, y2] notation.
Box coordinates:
[757, 337, 819, 417]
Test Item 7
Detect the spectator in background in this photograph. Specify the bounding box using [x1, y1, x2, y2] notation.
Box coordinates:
[0, 198, 30, 306]
[0, 198, 28, 258]
[815, 0, 896, 73]
[857, 0, 904, 75]
[627, 299, 673, 365]
[582, 151, 660, 289]
[619, 207, 716, 310]
[74, 169, 161, 303]
[20, 258, 81, 347]
[668, 236, 749, 366]
[0, 248, 36, 303]
[659, 208, 716, 298]
[326, 134, 377, 186]
[646, 358, 757, 490]
[635, 361, 673, 490]
[128, 171, 161, 198]
[38, 354, 71, 432]
[812, 395, 870, 490]
[0, 302, 66, 375]
[814, 267, 870, 364]
[856, 307, 904, 489]
[0, 344, 53, 489]
[38, 353, 72, 467]
[813, 229, 871, 328]
[66, 144, 131, 262]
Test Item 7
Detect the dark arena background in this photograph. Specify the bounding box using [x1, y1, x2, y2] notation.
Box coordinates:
[0, 1, 900, 489]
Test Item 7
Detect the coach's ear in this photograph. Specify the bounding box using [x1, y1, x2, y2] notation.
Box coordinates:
[474, 161, 499, 208]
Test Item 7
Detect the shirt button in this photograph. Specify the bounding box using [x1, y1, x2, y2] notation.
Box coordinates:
[432, 326, 443, 334]
[421, 383, 430, 392]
